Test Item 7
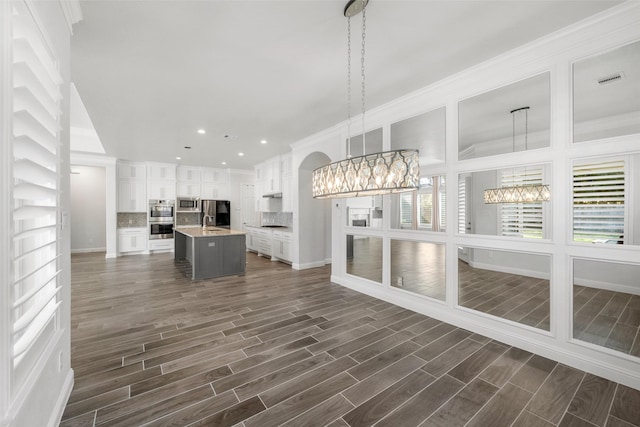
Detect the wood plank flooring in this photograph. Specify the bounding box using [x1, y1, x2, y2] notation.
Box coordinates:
[61, 252, 640, 427]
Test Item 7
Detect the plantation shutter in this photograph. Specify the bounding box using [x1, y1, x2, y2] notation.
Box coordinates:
[399, 193, 413, 227]
[573, 159, 625, 243]
[11, 1, 62, 388]
[500, 166, 544, 238]
[438, 176, 446, 231]
[458, 177, 466, 234]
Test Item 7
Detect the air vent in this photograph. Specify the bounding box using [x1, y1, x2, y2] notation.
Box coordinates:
[597, 72, 623, 85]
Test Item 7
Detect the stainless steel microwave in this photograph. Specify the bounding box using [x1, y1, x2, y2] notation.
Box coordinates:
[177, 197, 199, 212]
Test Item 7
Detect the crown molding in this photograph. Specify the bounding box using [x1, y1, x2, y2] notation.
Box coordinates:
[58, 0, 82, 35]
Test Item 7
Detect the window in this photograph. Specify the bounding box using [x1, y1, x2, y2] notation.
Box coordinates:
[11, 1, 62, 390]
[573, 159, 625, 244]
[500, 166, 545, 238]
[398, 176, 446, 231]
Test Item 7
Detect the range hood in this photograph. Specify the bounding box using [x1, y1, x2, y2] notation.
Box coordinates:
[262, 192, 282, 198]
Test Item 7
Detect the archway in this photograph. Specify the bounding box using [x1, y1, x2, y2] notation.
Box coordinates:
[297, 152, 332, 269]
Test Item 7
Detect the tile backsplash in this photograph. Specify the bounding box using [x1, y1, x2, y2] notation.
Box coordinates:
[176, 212, 201, 226]
[117, 212, 147, 228]
[261, 212, 293, 227]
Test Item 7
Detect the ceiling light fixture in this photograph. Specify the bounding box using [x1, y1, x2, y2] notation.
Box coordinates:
[312, 0, 419, 199]
[176, 156, 181, 160]
[238, 152, 244, 156]
[221, 161, 227, 165]
[197, 129, 206, 134]
[483, 107, 551, 204]
[260, 140, 267, 144]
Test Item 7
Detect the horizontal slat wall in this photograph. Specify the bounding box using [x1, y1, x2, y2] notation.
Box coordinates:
[10, 0, 61, 391]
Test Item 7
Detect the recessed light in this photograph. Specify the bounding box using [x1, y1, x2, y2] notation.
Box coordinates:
[238, 152, 244, 156]
[176, 156, 181, 160]
[197, 129, 206, 134]
[221, 161, 227, 165]
[260, 139, 267, 144]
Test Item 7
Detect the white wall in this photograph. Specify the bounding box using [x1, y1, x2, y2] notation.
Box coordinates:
[71, 166, 106, 253]
[289, 3, 640, 391]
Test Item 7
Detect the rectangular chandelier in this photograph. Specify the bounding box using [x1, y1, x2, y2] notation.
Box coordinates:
[483, 184, 551, 204]
[312, 149, 420, 199]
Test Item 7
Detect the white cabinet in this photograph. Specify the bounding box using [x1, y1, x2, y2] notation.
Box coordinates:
[117, 161, 146, 212]
[118, 180, 147, 212]
[148, 162, 176, 181]
[177, 181, 200, 198]
[202, 167, 230, 200]
[256, 228, 272, 256]
[272, 231, 292, 262]
[148, 239, 174, 251]
[118, 228, 147, 253]
[177, 166, 201, 182]
[118, 162, 146, 180]
[148, 180, 176, 200]
[246, 227, 259, 252]
[280, 154, 293, 212]
[148, 162, 177, 200]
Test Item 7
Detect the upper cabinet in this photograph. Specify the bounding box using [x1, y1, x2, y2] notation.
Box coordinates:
[255, 154, 292, 212]
[147, 162, 176, 181]
[201, 167, 230, 200]
[177, 166, 201, 183]
[147, 162, 176, 200]
[117, 161, 146, 212]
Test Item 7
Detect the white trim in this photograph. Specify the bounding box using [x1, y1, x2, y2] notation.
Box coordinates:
[47, 368, 73, 427]
[292, 260, 327, 270]
[57, 0, 82, 35]
[70, 247, 106, 254]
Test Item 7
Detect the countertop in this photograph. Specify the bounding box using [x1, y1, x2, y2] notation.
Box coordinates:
[174, 226, 246, 237]
[245, 225, 292, 232]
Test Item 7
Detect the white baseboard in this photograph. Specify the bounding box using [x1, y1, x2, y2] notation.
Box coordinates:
[70, 247, 106, 254]
[574, 277, 638, 295]
[48, 369, 74, 427]
[468, 260, 550, 280]
[293, 260, 327, 270]
[105, 252, 117, 259]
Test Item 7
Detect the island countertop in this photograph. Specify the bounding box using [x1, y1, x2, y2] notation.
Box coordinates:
[175, 226, 246, 238]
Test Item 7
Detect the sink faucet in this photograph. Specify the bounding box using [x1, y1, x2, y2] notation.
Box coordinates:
[203, 214, 214, 228]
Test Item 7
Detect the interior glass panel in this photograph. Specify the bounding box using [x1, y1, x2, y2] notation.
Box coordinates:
[458, 247, 550, 331]
[458, 164, 550, 238]
[391, 240, 445, 301]
[346, 234, 382, 283]
[346, 196, 383, 228]
[572, 154, 640, 246]
[573, 258, 640, 358]
[347, 128, 383, 157]
[390, 175, 445, 231]
[391, 107, 446, 165]
[573, 40, 640, 143]
[458, 73, 550, 160]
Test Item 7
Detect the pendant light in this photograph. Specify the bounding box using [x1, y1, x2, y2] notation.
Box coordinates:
[312, 0, 420, 199]
[483, 107, 550, 204]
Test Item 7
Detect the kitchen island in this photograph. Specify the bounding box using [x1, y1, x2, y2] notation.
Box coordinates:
[174, 226, 246, 280]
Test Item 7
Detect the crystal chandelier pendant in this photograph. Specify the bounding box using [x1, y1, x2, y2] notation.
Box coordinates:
[312, 0, 420, 199]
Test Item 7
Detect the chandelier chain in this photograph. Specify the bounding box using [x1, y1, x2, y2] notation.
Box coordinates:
[347, 15, 352, 158]
[361, 0, 366, 152]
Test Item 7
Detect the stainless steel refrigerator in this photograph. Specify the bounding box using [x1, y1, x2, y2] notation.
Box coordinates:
[201, 200, 231, 229]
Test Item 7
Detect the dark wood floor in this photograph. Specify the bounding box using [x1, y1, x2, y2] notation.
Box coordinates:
[61, 252, 640, 427]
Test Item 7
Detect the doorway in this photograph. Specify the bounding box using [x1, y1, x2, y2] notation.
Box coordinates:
[70, 165, 107, 254]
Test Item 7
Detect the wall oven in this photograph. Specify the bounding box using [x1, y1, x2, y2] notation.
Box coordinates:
[149, 199, 174, 239]
[177, 197, 199, 212]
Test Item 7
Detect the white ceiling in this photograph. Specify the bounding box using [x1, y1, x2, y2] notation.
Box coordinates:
[71, 0, 622, 170]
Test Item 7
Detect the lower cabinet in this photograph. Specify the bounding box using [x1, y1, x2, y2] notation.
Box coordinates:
[272, 231, 292, 262]
[246, 228, 258, 252]
[118, 228, 147, 253]
[149, 239, 174, 251]
[257, 229, 272, 256]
